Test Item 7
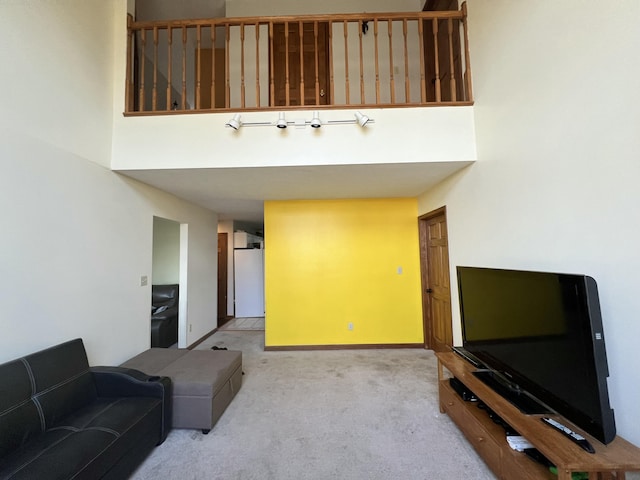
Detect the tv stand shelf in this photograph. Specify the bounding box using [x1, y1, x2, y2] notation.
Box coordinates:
[436, 352, 640, 480]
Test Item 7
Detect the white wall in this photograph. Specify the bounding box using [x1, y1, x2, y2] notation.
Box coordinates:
[0, 0, 219, 365]
[152, 217, 181, 284]
[418, 0, 640, 446]
[112, 106, 476, 169]
[1, 0, 115, 169]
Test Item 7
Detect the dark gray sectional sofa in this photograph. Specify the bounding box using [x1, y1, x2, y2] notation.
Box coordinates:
[0, 339, 172, 480]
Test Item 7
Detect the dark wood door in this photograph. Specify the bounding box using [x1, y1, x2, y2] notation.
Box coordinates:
[272, 22, 330, 106]
[419, 208, 453, 352]
[217, 233, 228, 324]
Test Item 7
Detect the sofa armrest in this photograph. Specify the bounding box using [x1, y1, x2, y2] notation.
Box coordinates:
[151, 305, 178, 321]
[90, 366, 172, 443]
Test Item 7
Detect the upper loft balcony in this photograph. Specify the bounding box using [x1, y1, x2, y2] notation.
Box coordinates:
[125, 3, 473, 115]
[113, 1, 477, 223]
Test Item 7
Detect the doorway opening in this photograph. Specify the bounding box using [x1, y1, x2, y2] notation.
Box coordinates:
[418, 206, 453, 352]
[152, 216, 188, 348]
[217, 232, 231, 327]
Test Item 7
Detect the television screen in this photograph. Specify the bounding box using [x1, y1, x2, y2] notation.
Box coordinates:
[457, 266, 616, 444]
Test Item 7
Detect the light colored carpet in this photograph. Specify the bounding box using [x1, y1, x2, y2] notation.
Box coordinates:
[130, 331, 499, 480]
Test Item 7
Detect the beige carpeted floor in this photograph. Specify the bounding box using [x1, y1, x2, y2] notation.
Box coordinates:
[130, 330, 499, 480]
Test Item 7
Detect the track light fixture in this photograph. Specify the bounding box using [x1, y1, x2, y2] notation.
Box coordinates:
[319, 111, 374, 128]
[354, 111, 370, 127]
[310, 111, 322, 128]
[276, 112, 288, 129]
[225, 113, 241, 130]
[224, 111, 374, 130]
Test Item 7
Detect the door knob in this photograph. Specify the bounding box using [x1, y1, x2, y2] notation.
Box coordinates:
[320, 89, 325, 97]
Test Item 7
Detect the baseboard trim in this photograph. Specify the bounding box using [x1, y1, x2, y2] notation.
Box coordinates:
[188, 327, 218, 350]
[264, 343, 424, 351]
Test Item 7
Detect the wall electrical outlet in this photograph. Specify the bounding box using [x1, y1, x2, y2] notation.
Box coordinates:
[348, 322, 354, 331]
[397, 266, 403, 275]
[140, 275, 148, 286]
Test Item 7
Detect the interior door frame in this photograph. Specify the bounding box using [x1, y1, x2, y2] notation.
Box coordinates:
[418, 206, 452, 350]
[217, 232, 229, 326]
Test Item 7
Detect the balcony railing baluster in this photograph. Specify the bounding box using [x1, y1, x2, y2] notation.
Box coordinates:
[125, 6, 473, 114]
[126, 15, 134, 112]
[167, 26, 173, 110]
[372, 20, 378, 104]
[462, 2, 473, 103]
[240, 23, 246, 109]
[195, 25, 201, 110]
[418, 19, 426, 103]
[358, 20, 364, 105]
[285, 21, 290, 106]
[255, 24, 261, 108]
[343, 20, 350, 105]
[403, 19, 410, 104]
[138, 28, 146, 111]
[214, 23, 218, 108]
[328, 21, 334, 105]
[432, 18, 441, 103]
[152, 27, 158, 111]
[298, 21, 303, 106]
[447, 18, 456, 102]
[313, 21, 320, 105]
[269, 22, 275, 106]
[225, 24, 230, 108]
[388, 19, 395, 105]
[181, 26, 187, 110]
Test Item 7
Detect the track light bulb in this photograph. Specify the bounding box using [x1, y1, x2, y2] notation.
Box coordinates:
[310, 111, 322, 128]
[276, 112, 287, 129]
[355, 111, 370, 127]
[225, 113, 241, 130]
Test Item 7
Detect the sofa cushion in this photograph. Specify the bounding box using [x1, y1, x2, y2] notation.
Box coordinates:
[123, 350, 242, 397]
[26, 339, 97, 428]
[0, 360, 43, 458]
[158, 350, 242, 397]
[0, 396, 162, 480]
[0, 339, 98, 460]
[121, 348, 189, 373]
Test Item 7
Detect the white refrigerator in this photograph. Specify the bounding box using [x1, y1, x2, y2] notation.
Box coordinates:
[234, 248, 265, 317]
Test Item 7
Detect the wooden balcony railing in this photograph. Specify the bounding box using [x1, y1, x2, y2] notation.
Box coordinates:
[125, 3, 473, 114]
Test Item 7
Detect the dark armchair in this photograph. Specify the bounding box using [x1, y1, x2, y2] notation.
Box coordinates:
[151, 284, 179, 348]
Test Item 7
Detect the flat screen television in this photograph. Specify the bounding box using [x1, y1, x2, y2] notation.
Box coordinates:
[456, 266, 616, 444]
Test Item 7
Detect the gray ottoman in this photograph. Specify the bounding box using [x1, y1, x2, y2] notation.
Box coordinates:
[121, 348, 242, 433]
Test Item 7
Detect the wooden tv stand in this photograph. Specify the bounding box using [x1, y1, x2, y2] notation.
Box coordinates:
[436, 352, 640, 480]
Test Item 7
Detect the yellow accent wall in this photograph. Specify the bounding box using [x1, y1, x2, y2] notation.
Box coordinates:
[264, 198, 423, 347]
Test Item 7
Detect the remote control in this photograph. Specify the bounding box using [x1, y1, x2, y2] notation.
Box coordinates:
[541, 417, 595, 453]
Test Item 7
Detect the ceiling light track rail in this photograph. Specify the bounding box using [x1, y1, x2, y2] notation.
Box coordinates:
[225, 111, 373, 130]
